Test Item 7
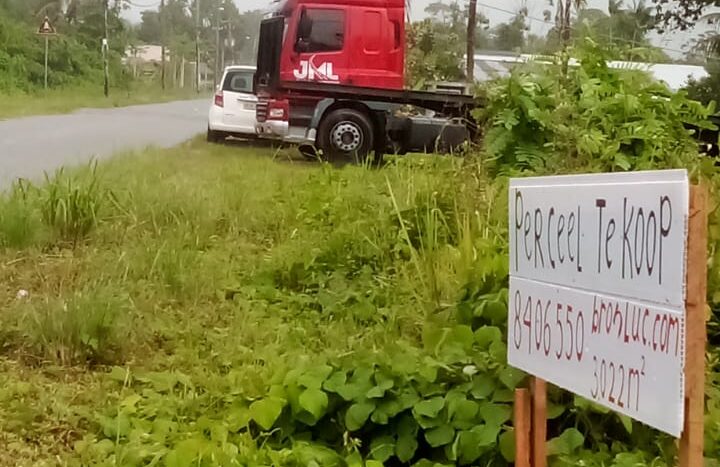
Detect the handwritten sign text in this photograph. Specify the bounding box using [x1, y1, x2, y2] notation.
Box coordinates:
[508, 170, 688, 437]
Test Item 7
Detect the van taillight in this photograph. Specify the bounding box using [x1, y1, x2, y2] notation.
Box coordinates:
[214, 92, 224, 108]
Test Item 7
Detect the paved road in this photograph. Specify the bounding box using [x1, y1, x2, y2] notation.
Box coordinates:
[0, 99, 208, 188]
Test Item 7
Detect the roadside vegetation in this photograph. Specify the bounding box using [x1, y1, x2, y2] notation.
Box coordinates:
[0, 84, 202, 120]
[0, 42, 718, 466]
[0, 0, 239, 118]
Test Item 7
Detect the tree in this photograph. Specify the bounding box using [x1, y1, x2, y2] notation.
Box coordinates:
[555, 0, 587, 45]
[406, 19, 465, 86]
[492, 14, 527, 51]
[405, 1, 492, 86]
[573, 1, 664, 59]
[652, 0, 719, 31]
[0, 0, 129, 92]
[685, 61, 720, 105]
[425, 1, 453, 23]
[138, 10, 160, 43]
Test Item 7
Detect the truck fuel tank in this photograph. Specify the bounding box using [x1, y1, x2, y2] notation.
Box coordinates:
[403, 116, 470, 154]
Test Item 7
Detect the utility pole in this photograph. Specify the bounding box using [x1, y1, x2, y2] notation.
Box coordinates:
[214, 5, 221, 89]
[466, 0, 477, 83]
[195, 0, 201, 93]
[103, 0, 109, 97]
[221, 22, 226, 71]
[161, 0, 166, 90]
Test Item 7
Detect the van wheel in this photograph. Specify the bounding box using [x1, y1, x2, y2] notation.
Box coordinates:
[317, 109, 374, 163]
[207, 128, 222, 143]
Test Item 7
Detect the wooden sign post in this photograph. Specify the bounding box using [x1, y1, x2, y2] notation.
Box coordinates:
[679, 186, 708, 467]
[507, 172, 707, 466]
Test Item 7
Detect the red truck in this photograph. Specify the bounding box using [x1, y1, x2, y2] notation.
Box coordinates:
[254, 0, 477, 162]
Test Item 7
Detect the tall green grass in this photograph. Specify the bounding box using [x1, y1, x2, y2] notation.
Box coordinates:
[39, 164, 104, 246]
[20, 287, 129, 366]
[0, 179, 42, 249]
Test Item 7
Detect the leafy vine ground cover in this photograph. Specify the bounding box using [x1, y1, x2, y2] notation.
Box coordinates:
[0, 42, 719, 466]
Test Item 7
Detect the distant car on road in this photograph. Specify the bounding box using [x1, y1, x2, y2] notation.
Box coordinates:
[207, 66, 257, 142]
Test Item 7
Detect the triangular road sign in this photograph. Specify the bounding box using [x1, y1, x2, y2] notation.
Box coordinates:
[38, 16, 55, 35]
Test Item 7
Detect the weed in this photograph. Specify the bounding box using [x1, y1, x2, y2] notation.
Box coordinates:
[39, 163, 104, 246]
[16, 287, 130, 365]
[0, 179, 42, 249]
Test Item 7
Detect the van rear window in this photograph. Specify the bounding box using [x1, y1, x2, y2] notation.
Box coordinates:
[223, 71, 254, 93]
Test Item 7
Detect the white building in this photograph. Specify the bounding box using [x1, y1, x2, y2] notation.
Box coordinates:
[471, 52, 709, 91]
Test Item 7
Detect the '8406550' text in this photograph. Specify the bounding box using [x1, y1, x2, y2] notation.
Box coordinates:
[512, 289, 585, 362]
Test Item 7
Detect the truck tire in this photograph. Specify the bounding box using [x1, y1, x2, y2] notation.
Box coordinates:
[317, 108, 374, 163]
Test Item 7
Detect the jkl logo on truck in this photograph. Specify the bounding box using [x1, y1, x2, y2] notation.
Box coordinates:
[293, 56, 339, 82]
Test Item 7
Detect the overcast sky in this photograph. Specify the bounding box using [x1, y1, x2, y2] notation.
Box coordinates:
[125, 0, 709, 58]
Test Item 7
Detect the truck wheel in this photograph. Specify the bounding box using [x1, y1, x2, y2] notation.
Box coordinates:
[317, 109, 374, 163]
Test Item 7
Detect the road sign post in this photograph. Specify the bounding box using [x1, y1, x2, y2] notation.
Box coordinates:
[514, 388, 531, 467]
[44, 35, 49, 89]
[37, 16, 56, 90]
[507, 170, 707, 465]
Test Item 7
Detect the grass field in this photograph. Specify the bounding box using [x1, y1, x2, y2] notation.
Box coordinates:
[0, 84, 207, 120]
[0, 140, 512, 466]
[0, 140, 717, 466]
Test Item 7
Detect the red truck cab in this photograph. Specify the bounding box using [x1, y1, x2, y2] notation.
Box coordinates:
[272, 0, 405, 89]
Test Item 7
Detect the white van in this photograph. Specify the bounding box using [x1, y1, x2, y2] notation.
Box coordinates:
[207, 66, 258, 142]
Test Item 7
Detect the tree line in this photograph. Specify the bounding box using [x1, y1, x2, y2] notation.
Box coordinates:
[408, 0, 668, 86]
[0, 0, 262, 94]
[2, 0, 720, 100]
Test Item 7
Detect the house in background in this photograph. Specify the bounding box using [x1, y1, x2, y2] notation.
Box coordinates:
[123, 45, 212, 88]
[123, 45, 163, 78]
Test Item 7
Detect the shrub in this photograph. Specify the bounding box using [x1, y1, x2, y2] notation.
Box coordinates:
[478, 39, 716, 175]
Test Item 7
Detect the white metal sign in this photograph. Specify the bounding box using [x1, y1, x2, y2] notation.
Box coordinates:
[508, 170, 689, 437]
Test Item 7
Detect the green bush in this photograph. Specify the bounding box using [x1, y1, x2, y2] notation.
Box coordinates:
[79, 325, 523, 466]
[478, 39, 716, 175]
